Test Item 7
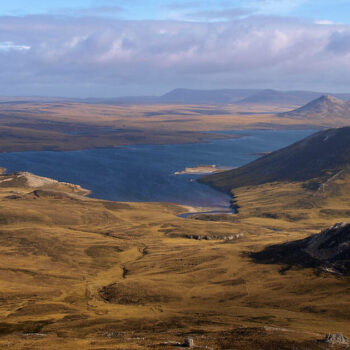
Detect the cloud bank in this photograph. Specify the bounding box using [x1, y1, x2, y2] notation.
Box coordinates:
[1, 14, 350, 96]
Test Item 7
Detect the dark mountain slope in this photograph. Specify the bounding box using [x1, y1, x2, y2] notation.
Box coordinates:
[200, 127, 350, 192]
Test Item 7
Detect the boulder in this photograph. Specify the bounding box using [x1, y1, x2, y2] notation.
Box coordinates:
[323, 333, 349, 346]
[183, 337, 194, 347]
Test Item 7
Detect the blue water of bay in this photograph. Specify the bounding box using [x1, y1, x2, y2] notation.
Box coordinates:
[0, 129, 315, 208]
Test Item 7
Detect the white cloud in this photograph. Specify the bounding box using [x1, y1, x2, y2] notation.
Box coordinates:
[314, 20, 334, 25]
[56, 5, 124, 17]
[246, 0, 308, 15]
[0, 41, 31, 51]
[184, 8, 253, 22]
[0, 15, 349, 96]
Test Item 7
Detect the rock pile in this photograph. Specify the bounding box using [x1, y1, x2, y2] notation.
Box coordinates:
[322, 333, 349, 347]
[185, 233, 244, 241]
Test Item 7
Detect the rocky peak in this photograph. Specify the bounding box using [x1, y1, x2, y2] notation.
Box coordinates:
[278, 95, 350, 119]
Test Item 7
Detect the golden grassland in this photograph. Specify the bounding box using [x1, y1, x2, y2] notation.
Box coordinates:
[0, 170, 349, 349]
[1, 101, 350, 348]
[1, 100, 349, 152]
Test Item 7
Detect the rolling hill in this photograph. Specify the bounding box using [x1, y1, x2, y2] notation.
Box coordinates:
[200, 127, 350, 192]
[278, 95, 350, 120]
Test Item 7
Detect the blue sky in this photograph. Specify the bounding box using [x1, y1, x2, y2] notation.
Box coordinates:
[0, 1, 350, 97]
[291, 0, 350, 24]
[1, 0, 349, 23]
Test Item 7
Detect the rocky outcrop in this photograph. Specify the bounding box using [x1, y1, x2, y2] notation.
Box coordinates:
[322, 333, 349, 347]
[252, 222, 350, 274]
[304, 222, 350, 262]
[0, 171, 90, 196]
[185, 233, 244, 241]
[183, 338, 195, 347]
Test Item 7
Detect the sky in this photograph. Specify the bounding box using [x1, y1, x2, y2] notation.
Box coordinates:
[1, 0, 350, 97]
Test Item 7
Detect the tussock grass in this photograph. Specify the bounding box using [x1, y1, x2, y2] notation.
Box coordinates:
[0, 171, 349, 348]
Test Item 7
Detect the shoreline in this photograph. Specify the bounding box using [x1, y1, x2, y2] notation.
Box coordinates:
[0, 129, 315, 217]
[0, 130, 242, 154]
[178, 188, 238, 219]
[0, 166, 236, 220]
[0, 127, 319, 154]
[0, 167, 234, 219]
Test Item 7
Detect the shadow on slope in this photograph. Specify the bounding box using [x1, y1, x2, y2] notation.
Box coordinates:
[251, 222, 350, 275]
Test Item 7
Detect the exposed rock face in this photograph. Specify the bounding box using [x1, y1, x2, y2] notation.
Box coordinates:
[252, 223, 350, 274]
[322, 333, 349, 347]
[304, 222, 350, 262]
[17, 172, 59, 188]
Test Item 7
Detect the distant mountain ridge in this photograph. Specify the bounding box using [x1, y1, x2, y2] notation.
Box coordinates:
[2, 89, 350, 106]
[90, 88, 261, 105]
[237, 89, 325, 106]
[278, 95, 350, 119]
[100, 89, 350, 106]
[158, 88, 261, 104]
[200, 127, 350, 192]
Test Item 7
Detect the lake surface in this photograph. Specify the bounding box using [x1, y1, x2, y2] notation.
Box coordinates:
[0, 130, 315, 208]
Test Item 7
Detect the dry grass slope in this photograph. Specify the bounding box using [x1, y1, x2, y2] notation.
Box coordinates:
[0, 102, 349, 347]
[0, 169, 348, 348]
